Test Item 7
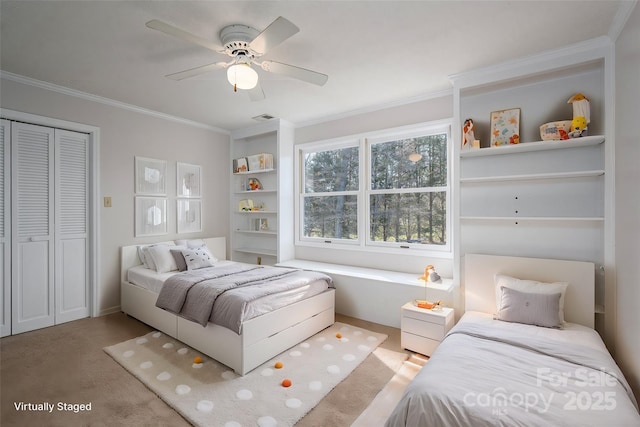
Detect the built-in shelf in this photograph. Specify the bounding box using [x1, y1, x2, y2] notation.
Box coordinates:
[460, 216, 604, 222]
[460, 170, 604, 183]
[233, 168, 275, 175]
[235, 247, 277, 257]
[235, 190, 277, 195]
[460, 135, 604, 158]
[235, 230, 277, 236]
[235, 210, 277, 215]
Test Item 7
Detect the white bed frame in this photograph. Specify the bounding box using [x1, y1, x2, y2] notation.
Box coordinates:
[120, 237, 335, 375]
[464, 254, 595, 328]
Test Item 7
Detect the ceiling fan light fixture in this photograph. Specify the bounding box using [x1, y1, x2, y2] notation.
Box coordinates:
[227, 63, 258, 90]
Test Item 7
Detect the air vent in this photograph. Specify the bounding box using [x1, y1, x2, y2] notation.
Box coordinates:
[252, 114, 276, 122]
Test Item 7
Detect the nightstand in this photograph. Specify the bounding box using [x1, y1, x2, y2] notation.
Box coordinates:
[401, 302, 454, 356]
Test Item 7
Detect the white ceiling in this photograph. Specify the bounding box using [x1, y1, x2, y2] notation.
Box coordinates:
[0, 1, 628, 132]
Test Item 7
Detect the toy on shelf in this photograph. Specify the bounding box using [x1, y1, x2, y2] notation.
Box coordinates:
[567, 93, 590, 138]
[462, 118, 476, 150]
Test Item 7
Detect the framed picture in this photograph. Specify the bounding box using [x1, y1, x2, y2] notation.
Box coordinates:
[135, 197, 167, 237]
[135, 156, 166, 195]
[490, 108, 520, 146]
[177, 162, 202, 198]
[177, 199, 202, 234]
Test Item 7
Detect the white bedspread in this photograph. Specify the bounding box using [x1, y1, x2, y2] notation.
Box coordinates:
[385, 311, 640, 427]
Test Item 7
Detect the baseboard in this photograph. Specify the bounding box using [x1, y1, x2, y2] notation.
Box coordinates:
[99, 305, 122, 317]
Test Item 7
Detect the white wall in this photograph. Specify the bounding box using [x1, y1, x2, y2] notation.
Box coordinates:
[614, 1, 640, 402]
[0, 78, 230, 316]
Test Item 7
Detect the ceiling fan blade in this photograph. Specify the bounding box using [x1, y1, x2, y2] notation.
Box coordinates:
[166, 61, 229, 81]
[260, 61, 328, 86]
[248, 82, 265, 101]
[146, 19, 222, 53]
[249, 16, 299, 55]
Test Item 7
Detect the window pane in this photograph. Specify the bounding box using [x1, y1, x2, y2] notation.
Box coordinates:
[369, 192, 446, 245]
[371, 134, 447, 190]
[304, 146, 359, 193]
[303, 195, 358, 240]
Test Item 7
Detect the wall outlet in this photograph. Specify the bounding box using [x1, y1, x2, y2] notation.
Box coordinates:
[104, 197, 112, 208]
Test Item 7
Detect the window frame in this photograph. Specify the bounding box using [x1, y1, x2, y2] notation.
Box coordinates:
[295, 120, 452, 254]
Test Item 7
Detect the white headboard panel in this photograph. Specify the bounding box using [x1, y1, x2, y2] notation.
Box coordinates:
[120, 237, 227, 283]
[464, 254, 595, 328]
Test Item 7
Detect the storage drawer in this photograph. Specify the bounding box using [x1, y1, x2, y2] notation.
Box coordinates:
[401, 316, 446, 341]
[401, 331, 440, 357]
[403, 307, 448, 325]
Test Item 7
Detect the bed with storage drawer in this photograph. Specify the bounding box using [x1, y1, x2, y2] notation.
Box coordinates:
[385, 254, 640, 427]
[120, 237, 335, 375]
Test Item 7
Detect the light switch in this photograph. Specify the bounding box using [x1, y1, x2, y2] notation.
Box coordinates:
[104, 197, 112, 208]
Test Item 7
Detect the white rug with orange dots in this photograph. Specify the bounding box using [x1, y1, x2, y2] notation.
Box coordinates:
[104, 322, 387, 427]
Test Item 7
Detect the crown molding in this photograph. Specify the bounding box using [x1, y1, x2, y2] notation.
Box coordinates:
[608, 0, 638, 41]
[0, 71, 230, 135]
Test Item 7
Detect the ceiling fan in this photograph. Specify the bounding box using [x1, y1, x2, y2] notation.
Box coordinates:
[146, 16, 328, 100]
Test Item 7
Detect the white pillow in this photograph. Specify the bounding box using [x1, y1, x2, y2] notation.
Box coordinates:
[181, 246, 217, 270]
[139, 246, 157, 271]
[494, 274, 569, 323]
[495, 286, 562, 328]
[175, 239, 206, 249]
[147, 244, 183, 273]
[137, 246, 151, 268]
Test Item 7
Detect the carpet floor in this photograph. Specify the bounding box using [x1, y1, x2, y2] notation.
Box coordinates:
[1, 312, 412, 426]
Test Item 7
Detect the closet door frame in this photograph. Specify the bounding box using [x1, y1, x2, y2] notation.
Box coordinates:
[1, 108, 100, 319]
[1, 120, 10, 337]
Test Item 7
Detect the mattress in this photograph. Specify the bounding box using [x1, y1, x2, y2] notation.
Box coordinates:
[127, 261, 330, 325]
[386, 311, 640, 427]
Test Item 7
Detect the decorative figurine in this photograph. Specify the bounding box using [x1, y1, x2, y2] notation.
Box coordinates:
[462, 118, 476, 150]
[567, 93, 590, 138]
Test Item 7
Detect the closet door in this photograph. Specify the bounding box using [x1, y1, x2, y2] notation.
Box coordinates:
[11, 122, 55, 334]
[55, 129, 89, 324]
[0, 120, 10, 337]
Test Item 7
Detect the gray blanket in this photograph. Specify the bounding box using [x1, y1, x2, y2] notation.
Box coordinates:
[155, 262, 332, 333]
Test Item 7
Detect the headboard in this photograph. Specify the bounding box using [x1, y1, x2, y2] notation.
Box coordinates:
[120, 237, 227, 283]
[464, 254, 595, 328]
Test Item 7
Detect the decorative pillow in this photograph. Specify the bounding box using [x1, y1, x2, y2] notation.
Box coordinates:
[181, 246, 217, 270]
[174, 239, 206, 249]
[139, 246, 157, 271]
[494, 274, 569, 323]
[495, 286, 562, 328]
[147, 244, 182, 273]
[137, 246, 151, 268]
[170, 249, 188, 272]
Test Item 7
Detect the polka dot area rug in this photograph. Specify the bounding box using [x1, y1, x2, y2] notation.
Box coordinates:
[104, 322, 387, 427]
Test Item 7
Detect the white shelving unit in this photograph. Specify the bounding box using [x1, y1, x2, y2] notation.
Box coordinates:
[451, 37, 615, 347]
[229, 119, 294, 265]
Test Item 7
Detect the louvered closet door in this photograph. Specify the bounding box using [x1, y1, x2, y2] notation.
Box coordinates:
[0, 120, 11, 337]
[12, 122, 55, 334]
[55, 129, 89, 324]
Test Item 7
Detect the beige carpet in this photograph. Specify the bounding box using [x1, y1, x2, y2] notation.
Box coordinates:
[1, 313, 412, 426]
[105, 322, 386, 427]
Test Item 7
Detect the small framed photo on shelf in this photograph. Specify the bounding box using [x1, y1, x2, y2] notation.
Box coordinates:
[254, 218, 269, 231]
[135, 196, 167, 237]
[135, 156, 166, 195]
[177, 199, 202, 233]
[490, 108, 520, 146]
[247, 177, 262, 191]
[177, 162, 201, 198]
[233, 157, 248, 173]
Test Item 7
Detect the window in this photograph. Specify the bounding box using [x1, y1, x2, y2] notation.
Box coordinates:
[298, 122, 451, 252]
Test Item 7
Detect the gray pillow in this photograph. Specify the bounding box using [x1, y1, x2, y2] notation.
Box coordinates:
[170, 249, 188, 272]
[495, 286, 562, 328]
